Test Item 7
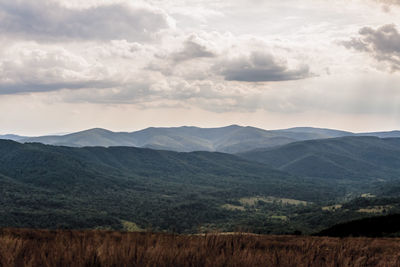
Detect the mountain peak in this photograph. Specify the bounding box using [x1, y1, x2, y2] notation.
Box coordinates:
[75, 128, 113, 134]
[223, 124, 242, 129]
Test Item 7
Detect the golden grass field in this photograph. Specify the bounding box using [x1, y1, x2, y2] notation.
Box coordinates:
[1, 228, 400, 267]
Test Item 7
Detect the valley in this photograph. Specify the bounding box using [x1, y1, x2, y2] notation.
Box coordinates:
[2, 132, 400, 235]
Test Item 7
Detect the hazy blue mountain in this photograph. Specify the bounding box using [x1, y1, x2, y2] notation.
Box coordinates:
[12, 125, 400, 153]
[19, 128, 138, 147]
[0, 134, 26, 141]
[130, 125, 300, 153]
[274, 127, 354, 139]
[357, 130, 400, 138]
[19, 125, 357, 153]
[238, 136, 400, 181]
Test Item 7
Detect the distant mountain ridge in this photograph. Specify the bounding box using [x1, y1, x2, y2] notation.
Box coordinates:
[358, 130, 400, 138]
[1, 125, 400, 153]
[0, 134, 25, 141]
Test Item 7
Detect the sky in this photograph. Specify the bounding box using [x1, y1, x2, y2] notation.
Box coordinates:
[1, 0, 400, 135]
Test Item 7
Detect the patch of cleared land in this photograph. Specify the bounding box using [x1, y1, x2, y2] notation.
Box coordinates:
[322, 204, 342, 211]
[357, 205, 392, 214]
[361, 193, 376, 198]
[121, 220, 143, 232]
[239, 196, 309, 206]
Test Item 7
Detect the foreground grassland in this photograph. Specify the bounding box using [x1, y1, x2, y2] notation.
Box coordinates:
[1, 229, 400, 267]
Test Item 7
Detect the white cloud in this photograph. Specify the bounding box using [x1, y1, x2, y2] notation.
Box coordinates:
[171, 34, 216, 62]
[215, 51, 311, 82]
[0, 0, 172, 42]
[374, 0, 400, 5]
[0, 43, 116, 94]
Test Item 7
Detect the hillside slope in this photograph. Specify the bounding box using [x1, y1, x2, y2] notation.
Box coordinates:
[238, 136, 400, 181]
[317, 214, 400, 237]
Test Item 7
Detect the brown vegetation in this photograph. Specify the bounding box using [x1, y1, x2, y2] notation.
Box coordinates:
[1, 228, 400, 267]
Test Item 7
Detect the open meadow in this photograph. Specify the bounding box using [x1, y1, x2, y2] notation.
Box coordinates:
[1, 228, 400, 267]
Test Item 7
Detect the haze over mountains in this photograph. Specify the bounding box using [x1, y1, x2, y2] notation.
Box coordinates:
[2, 125, 400, 153]
[0, 134, 26, 142]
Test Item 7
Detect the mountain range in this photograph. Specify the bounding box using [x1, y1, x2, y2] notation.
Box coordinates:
[2, 125, 400, 153]
[3, 125, 400, 234]
[0, 139, 338, 233]
[2, 135, 400, 233]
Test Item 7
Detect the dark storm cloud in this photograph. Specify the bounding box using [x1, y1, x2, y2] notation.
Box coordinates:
[342, 24, 400, 71]
[217, 51, 310, 82]
[0, 0, 170, 42]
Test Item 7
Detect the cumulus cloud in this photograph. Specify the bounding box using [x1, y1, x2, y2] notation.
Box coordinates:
[215, 51, 311, 82]
[56, 77, 256, 112]
[0, 0, 352, 113]
[0, 0, 171, 42]
[0, 44, 116, 94]
[171, 35, 216, 62]
[342, 24, 400, 71]
[146, 33, 220, 79]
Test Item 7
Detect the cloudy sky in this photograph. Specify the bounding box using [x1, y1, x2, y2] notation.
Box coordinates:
[1, 0, 400, 135]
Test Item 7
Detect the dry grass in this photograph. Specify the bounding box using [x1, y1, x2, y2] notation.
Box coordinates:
[1, 228, 400, 267]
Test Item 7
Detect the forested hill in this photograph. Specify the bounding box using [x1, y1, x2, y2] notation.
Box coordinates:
[238, 136, 400, 181]
[317, 214, 400, 237]
[0, 139, 339, 232]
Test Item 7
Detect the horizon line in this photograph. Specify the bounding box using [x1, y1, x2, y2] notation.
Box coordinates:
[1, 125, 399, 138]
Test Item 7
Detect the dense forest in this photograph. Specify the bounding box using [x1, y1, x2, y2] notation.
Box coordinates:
[2, 137, 400, 234]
